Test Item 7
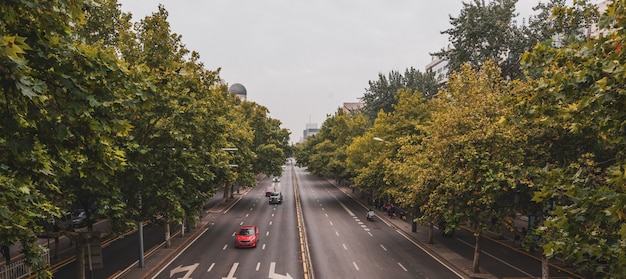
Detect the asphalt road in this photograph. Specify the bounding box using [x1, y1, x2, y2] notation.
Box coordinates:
[296, 167, 463, 279]
[151, 165, 303, 279]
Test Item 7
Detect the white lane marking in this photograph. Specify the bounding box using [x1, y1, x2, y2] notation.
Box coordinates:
[207, 263, 215, 272]
[232, 232, 236, 236]
[353, 262, 360, 271]
[269, 221, 273, 226]
[367, 232, 373, 237]
[335, 231, 339, 236]
[364, 228, 371, 232]
[245, 213, 249, 218]
[325, 213, 328, 217]
[150, 227, 210, 279]
[256, 262, 261, 271]
[321, 208, 325, 211]
[222, 262, 239, 279]
[266, 231, 270, 236]
[454, 236, 534, 277]
[239, 221, 244, 226]
[250, 207, 253, 211]
[393, 229, 464, 278]
[338, 201, 355, 216]
[222, 245, 228, 250]
[398, 262, 408, 272]
[262, 244, 266, 250]
[342, 244, 347, 250]
[329, 221, 334, 226]
[272, 213, 275, 217]
[380, 244, 387, 251]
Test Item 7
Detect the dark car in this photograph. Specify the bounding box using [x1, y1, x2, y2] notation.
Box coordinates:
[72, 210, 87, 228]
[235, 225, 259, 248]
[269, 192, 283, 204]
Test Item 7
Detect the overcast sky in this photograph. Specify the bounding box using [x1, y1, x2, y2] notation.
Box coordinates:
[116, 0, 596, 144]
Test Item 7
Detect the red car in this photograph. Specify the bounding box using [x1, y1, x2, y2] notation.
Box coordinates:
[235, 225, 259, 248]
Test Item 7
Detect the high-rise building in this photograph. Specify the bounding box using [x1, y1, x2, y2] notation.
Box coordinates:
[302, 123, 319, 142]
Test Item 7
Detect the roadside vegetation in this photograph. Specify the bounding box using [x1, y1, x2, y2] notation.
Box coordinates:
[296, 0, 625, 277]
[1, 1, 291, 277]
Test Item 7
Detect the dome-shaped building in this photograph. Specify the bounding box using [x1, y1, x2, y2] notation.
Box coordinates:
[229, 83, 247, 101]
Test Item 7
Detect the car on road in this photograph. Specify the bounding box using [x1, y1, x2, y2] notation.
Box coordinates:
[235, 225, 259, 248]
[269, 191, 283, 204]
[272, 176, 280, 182]
[265, 186, 275, 197]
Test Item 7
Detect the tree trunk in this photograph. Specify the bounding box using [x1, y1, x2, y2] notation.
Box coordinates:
[1, 245, 10, 264]
[427, 221, 434, 244]
[541, 256, 549, 279]
[472, 231, 482, 273]
[222, 184, 230, 203]
[165, 222, 171, 248]
[230, 184, 235, 199]
[76, 236, 86, 279]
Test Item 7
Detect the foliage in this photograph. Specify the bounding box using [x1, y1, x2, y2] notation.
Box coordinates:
[421, 61, 525, 272]
[525, 0, 599, 48]
[298, 109, 368, 179]
[435, 0, 526, 79]
[360, 67, 439, 121]
[519, 1, 626, 275]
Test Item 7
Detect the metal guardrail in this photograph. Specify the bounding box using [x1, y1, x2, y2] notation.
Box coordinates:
[0, 252, 49, 279]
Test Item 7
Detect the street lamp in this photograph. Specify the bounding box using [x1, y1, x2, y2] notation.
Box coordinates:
[372, 137, 389, 143]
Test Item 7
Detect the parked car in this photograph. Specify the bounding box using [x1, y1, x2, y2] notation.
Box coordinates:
[72, 210, 87, 228]
[265, 186, 275, 197]
[269, 191, 283, 204]
[235, 225, 259, 248]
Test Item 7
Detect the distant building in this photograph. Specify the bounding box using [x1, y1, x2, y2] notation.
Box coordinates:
[587, 0, 611, 38]
[302, 123, 319, 141]
[342, 102, 364, 114]
[228, 83, 247, 101]
[425, 46, 450, 85]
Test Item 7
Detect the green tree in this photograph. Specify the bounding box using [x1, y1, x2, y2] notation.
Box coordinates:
[299, 109, 368, 181]
[1, 0, 134, 276]
[519, 1, 626, 276]
[421, 61, 524, 273]
[435, 0, 527, 79]
[360, 68, 439, 121]
[525, 0, 599, 48]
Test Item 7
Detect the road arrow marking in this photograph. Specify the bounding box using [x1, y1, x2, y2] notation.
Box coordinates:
[169, 263, 198, 279]
[222, 262, 239, 279]
[269, 262, 293, 279]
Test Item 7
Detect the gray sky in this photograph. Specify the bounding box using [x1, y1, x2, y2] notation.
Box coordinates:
[115, 0, 585, 144]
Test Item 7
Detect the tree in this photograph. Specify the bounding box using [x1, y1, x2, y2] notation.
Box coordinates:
[360, 68, 438, 121]
[421, 61, 524, 274]
[525, 0, 599, 49]
[518, 1, 626, 276]
[1, 0, 135, 277]
[435, 0, 527, 80]
[299, 109, 368, 180]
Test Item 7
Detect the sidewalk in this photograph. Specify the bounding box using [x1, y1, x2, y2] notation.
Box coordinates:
[331, 181, 583, 279]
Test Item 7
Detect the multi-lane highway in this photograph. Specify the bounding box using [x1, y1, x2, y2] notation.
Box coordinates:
[296, 167, 463, 279]
[149, 163, 464, 279]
